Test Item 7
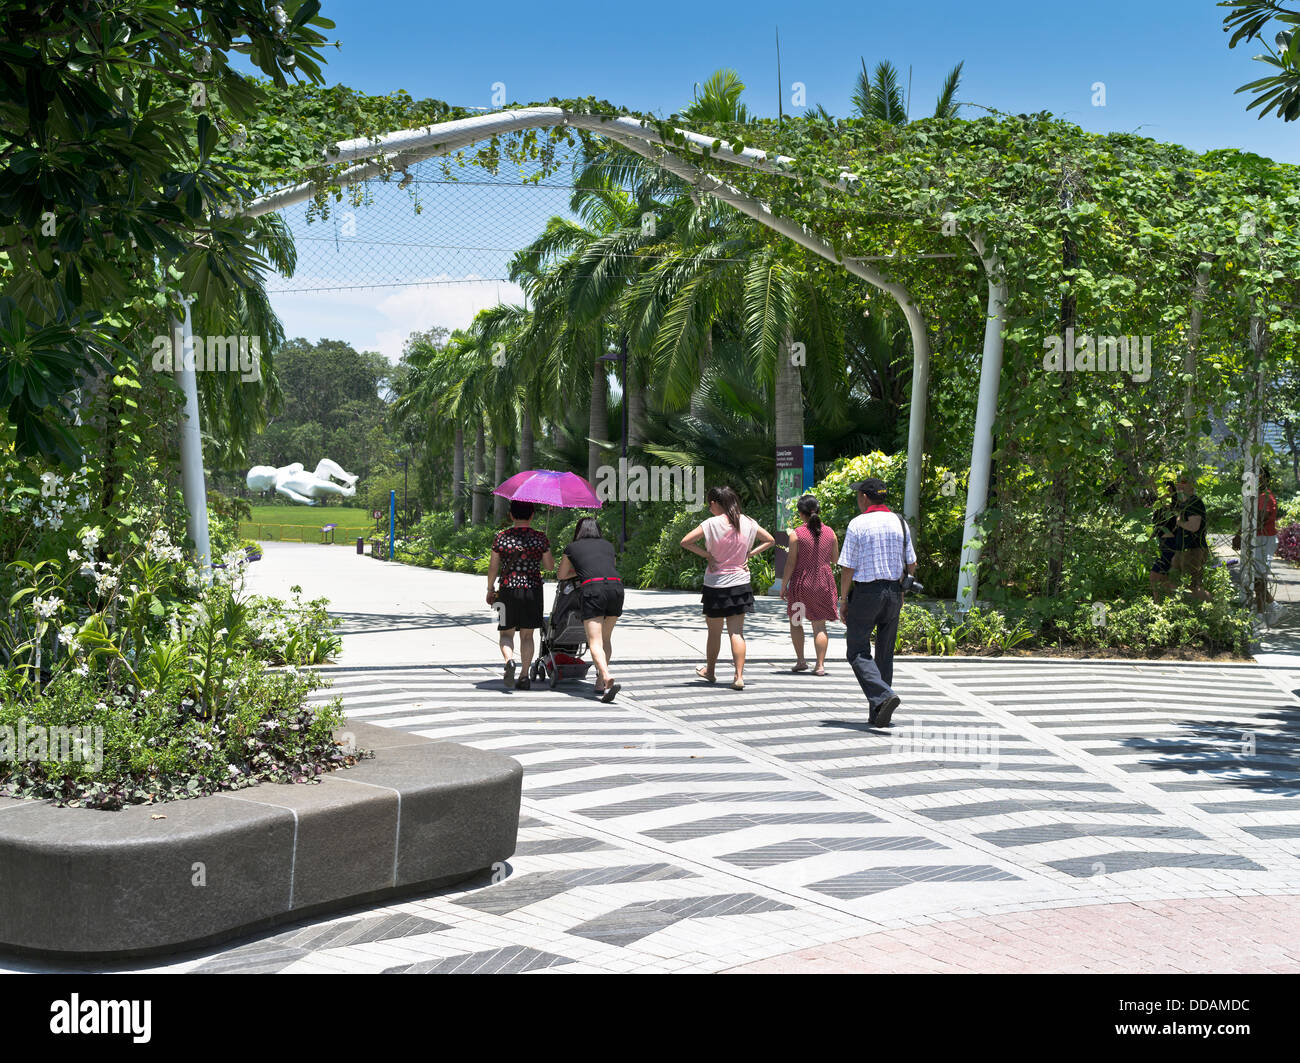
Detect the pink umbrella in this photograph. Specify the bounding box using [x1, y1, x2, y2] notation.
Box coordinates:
[493, 470, 602, 509]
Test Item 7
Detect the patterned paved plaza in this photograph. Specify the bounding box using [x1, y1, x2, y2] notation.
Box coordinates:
[7, 654, 1299, 974]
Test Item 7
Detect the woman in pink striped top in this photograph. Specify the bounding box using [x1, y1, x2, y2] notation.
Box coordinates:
[680, 486, 775, 690]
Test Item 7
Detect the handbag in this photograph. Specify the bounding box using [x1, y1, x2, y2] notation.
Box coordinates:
[896, 514, 924, 594]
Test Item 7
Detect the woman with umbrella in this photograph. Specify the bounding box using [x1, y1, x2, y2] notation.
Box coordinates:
[487, 499, 555, 690]
[490, 470, 602, 691]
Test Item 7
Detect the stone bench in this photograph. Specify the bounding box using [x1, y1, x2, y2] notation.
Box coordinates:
[0, 721, 521, 958]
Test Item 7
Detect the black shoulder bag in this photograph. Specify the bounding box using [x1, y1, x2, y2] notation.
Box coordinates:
[896, 513, 923, 594]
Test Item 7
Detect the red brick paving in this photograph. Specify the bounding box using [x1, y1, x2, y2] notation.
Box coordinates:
[726, 895, 1300, 973]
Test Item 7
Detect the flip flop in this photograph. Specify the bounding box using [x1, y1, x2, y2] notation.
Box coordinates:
[813, 667, 826, 676]
[791, 662, 809, 673]
[731, 678, 745, 691]
[601, 682, 621, 703]
[695, 667, 716, 683]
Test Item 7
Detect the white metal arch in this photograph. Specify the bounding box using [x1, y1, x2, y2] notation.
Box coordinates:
[241, 107, 1007, 605]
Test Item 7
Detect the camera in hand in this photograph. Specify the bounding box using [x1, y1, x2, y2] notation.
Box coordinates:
[902, 573, 923, 593]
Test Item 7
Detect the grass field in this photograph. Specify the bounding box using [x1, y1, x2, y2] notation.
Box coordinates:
[240, 504, 378, 542]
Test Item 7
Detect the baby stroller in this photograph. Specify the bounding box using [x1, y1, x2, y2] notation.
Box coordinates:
[529, 578, 593, 689]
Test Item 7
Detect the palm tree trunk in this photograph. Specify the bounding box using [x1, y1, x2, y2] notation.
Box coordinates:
[520, 401, 535, 471]
[774, 326, 804, 448]
[493, 439, 508, 524]
[471, 419, 486, 525]
[588, 347, 608, 485]
[452, 424, 466, 530]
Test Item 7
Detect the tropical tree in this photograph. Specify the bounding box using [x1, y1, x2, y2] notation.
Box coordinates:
[851, 59, 965, 124]
[1222, 0, 1300, 121]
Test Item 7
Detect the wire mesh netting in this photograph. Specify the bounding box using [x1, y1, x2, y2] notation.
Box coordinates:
[267, 149, 586, 296]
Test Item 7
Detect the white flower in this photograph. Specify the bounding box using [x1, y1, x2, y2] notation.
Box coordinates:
[32, 595, 62, 619]
[74, 663, 89, 677]
[67, 549, 80, 562]
[80, 527, 101, 552]
[40, 471, 62, 497]
[57, 624, 77, 647]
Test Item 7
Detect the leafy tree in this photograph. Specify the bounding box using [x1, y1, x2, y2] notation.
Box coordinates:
[0, 0, 335, 463]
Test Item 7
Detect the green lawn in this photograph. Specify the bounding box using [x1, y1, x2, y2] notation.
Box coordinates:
[241, 504, 378, 542]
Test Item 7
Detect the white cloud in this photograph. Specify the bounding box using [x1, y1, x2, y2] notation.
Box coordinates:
[269, 274, 525, 362]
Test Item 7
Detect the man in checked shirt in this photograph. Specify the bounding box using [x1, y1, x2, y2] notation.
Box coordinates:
[836, 477, 917, 727]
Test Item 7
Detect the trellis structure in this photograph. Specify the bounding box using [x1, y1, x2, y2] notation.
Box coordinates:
[215, 105, 1293, 612]
[231, 106, 1013, 604]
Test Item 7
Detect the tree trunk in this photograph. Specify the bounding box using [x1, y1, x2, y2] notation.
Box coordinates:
[493, 439, 508, 524]
[471, 419, 486, 525]
[1047, 213, 1078, 599]
[588, 347, 608, 485]
[1240, 315, 1269, 605]
[520, 401, 535, 472]
[452, 424, 466, 530]
[774, 326, 804, 448]
[1183, 253, 1213, 469]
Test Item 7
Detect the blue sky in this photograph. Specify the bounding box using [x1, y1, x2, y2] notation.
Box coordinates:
[266, 0, 1297, 357]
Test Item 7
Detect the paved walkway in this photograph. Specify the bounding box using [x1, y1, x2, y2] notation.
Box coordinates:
[6, 543, 1299, 975]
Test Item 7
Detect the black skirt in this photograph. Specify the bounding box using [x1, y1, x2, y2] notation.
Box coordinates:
[497, 585, 543, 630]
[579, 580, 624, 620]
[702, 582, 755, 618]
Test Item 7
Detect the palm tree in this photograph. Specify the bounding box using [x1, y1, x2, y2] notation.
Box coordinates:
[682, 69, 753, 125]
[852, 59, 964, 123]
[509, 181, 656, 483]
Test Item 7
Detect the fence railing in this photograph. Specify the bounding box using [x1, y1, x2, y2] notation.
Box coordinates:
[240, 522, 374, 543]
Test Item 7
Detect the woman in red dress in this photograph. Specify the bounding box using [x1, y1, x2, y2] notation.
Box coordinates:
[780, 494, 839, 675]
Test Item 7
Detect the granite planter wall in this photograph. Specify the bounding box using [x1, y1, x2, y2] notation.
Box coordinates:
[0, 721, 522, 958]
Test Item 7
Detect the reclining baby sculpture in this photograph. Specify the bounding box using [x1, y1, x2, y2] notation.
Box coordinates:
[246, 459, 358, 505]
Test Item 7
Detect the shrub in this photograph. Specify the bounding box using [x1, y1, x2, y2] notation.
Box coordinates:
[801, 451, 965, 598]
[1277, 522, 1300, 563]
[0, 663, 365, 810]
[395, 511, 500, 574]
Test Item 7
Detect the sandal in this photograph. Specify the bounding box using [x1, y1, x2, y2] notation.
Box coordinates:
[695, 666, 716, 683]
[813, 666, 826, 676]
[601, 682, 621, 703]
[791, 661, 809, 673]
[731, 678, 745, 691]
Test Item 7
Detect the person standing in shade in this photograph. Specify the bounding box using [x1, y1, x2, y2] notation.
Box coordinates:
[555, 516, 624, 702]
[780, 494, 839, 675]
[681, 485, 775, 690]
[1149, 481, 1179, 600]
[486, 499, 554, 690]
[836, 477, 916, 727]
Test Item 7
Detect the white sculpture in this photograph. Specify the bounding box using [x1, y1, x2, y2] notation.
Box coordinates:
[246, 459, 358, 505]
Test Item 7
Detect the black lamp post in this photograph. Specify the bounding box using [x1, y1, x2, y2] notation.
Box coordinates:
[399, 448, 410, 536]
[598, 334, 629, 551]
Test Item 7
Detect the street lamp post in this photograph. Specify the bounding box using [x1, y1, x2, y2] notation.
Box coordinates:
[402, 452, 409, 536]
[598, 335, 629, 551]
